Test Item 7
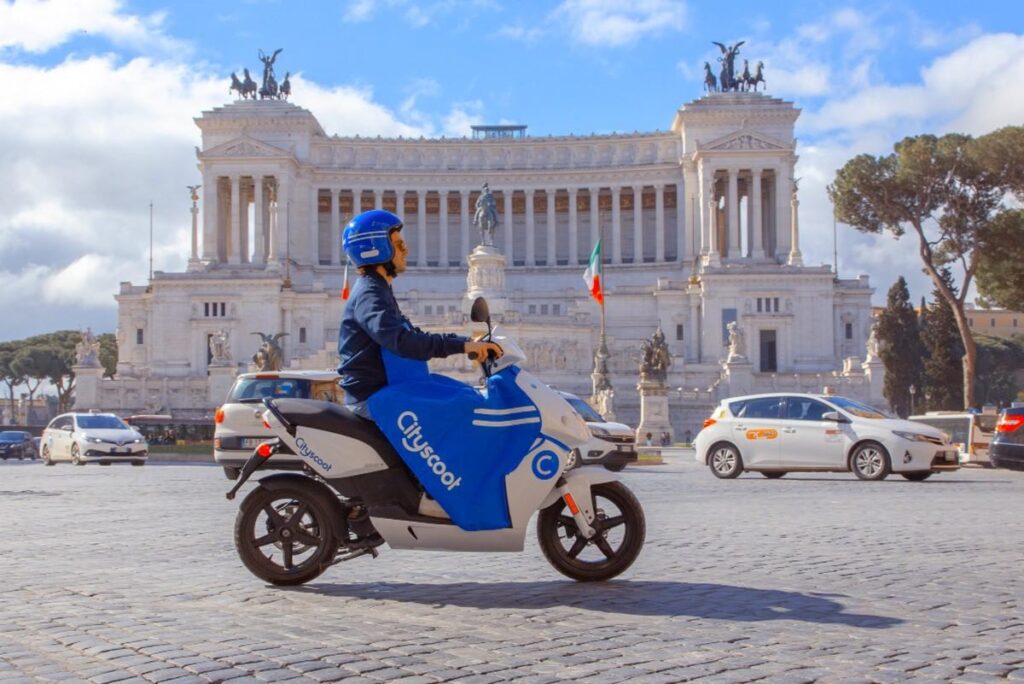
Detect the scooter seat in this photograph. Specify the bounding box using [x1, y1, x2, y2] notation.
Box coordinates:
[268, 398, 403, 468]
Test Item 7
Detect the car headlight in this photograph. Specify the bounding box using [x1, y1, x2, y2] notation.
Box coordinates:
[133, 438, 144, 444]
[589, 426, 610, 437]
[85, 436, 105, 443]
[892, 430, 933, 443]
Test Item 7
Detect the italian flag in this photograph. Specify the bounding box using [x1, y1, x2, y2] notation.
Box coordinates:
[583, 240, 603, 304]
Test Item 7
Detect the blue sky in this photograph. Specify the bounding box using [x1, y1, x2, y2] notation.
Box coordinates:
[1, 0, 1023, 341]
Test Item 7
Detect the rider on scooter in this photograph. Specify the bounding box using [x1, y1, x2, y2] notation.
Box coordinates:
[338, 209, 503, 420]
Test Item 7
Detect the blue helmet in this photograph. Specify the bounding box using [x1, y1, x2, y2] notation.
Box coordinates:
[342, 209, 403, 267]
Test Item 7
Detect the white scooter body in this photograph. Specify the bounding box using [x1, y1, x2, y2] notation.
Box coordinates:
[263, 330, 617, 553]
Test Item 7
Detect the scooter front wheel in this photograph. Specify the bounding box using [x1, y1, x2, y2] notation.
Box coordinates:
[537, 481, 645, 582]
[234, 483, 338, 586]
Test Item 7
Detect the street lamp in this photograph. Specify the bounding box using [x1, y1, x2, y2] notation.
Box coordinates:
[909, 384, 917, 415]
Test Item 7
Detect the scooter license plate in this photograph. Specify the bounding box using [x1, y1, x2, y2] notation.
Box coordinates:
[241, 438, 262, 449]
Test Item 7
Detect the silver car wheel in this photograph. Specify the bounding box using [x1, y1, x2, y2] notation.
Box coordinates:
[855, 448, 883, 476]
[851, 442, 890, 481]
[712, 449, 735, 473]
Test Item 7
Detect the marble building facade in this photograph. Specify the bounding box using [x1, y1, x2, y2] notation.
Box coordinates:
[75, 91, 883, 435]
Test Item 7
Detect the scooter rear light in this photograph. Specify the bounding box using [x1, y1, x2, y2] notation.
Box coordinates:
[257, 443, 273, 458]
[996, 414, 1024, 433]
[214, 407, 224, 424]
[703, 418, 717, 428]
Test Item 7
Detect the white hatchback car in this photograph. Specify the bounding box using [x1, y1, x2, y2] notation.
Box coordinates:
[694, 393, 960, 481]
[215, 370, 344, 479]
[41, 413, 148, 466]
[559, 392, 638, 471]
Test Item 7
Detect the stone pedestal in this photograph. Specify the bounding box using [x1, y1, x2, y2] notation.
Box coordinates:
[862, 357, 885, 407]
[208, 364, 238, 406]
[635, 379, 673, 445]
[722, 359, 754, 397]
[72, 365, 104, 410]
[463, 245, 507, 317]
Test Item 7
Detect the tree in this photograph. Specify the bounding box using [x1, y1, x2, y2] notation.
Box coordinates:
[974, 335, 1024, 408]
[829, 127, 1024, 409]
[876, 277, 924, 417]
[0, 341, 26, 418]
[921, 269, 964, 411]
[19, 331, 79, 412]
[976, 209, 1024, 311]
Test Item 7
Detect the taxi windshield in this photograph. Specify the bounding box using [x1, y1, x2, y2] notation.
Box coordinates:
[828, 396, 888, 419]
[76, 415, 130, 430]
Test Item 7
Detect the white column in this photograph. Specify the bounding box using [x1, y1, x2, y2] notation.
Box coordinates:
[680, 174, 692, 263]
[189, 194, 200, 262]
[568, 188, 578, 265]
[698, 165, 712, 257]
[330, 188, 340, 266]
[438, 190, 449, 266]
[273, 176, 289, 266]
[589, 188, 599, 250]
[253, 176, 265, 265]
[727, 169, 739, 258]
[546, 188, 556, 265]
[310, 185, 320, 265]
[751, 170, 764, 258]
[503, 189, 514, 258]
[775, 168, 793, 256]
[201, 171, 218, 262]
[351, 188, 362, 215]
[689, 297, 701, 363]
[228, 175, 241, 265]
[632, 185, 643, 263]
[374, 189, 383, 210]
[525, 189, 535, 266]
[240, 181, 250, 263]
[416, 190, 427, 266]
[706, 198, 721, 266]
[788, 190, 803, 266]
[460, 189, 470, 264]
[655, 184, 665, 262]
[611, 186, 622, 264]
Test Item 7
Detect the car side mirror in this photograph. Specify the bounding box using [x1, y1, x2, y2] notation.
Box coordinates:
[822, 411, 847, 423]
[470, 297, 490, 324]
[63, 425, 73, 432]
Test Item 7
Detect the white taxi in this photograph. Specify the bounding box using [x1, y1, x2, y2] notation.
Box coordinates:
[694, 393, 959, 481]
[41, 413, 148, 466]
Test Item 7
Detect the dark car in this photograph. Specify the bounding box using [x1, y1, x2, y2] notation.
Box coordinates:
[0, 431, 34, 460]
[990, 407, 1024, 471]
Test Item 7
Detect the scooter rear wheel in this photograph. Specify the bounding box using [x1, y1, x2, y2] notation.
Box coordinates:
[537, 481, 645, 582]
[234, 483, 338, 585]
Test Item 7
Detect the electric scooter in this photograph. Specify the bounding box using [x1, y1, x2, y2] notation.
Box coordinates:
[226, 298, 645, 585]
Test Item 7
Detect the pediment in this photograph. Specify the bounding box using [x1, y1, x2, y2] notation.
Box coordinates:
[201, 137, 292, 159]
[701, 131, 790, 152]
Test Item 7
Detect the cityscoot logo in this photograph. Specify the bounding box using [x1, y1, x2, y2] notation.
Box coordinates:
[295, 436, 332, 472]
[397, 411, 462, 490]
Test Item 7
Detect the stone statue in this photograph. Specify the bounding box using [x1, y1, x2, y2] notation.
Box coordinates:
[750, 60, 766, 92]
[251, 332, 288, 371]
[711, 41, 745, 91]
[726, 321, 747, 361]
[230, 69, 257, 99]
[187, 184, 200, 203]
[280, 72, 291, 100]
[639, 327, 672, 383]
[866, 325, 880, 361]
[258, 48, 282, 99]
[209, 329, 232, 364]
[75, 328, 101, 367]
[594, 387, 616, 421]
[473, 182, 499, 247]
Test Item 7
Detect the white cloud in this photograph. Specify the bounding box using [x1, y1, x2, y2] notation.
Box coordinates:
[342, 0, 499, 27]
[496, 24, 545, 45]
[442, 100, 484, 137]
[0, 0, 179, 54]
[553, 0, 686, 47]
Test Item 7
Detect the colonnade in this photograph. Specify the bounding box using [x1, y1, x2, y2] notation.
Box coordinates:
[199, 173, 287, 266]
[311, 182, 688, 268]
[697, 164, 793, 262]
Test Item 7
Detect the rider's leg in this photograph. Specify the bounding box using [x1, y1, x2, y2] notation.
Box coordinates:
[345, 399, 374, 421]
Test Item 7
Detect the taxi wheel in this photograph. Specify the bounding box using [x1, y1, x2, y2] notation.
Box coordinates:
[901, 472, 932, 481]
[761, 471, 787, 479]
[71, 445, 85, 466]
[850, 442, 890, 481]
[709, 443, 743, 479]
[42, 446, 54, 466]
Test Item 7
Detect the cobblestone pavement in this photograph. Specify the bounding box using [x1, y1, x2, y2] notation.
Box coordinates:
[1, 453, 1022, 683]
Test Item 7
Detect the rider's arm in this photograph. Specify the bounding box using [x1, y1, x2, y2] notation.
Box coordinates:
[354, 283, 467, 360]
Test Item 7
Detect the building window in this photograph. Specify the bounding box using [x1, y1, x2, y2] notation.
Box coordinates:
[424, 305, 433, 315]
[1015, 319, 1019, 328]
[204, 302, 210, 317]
[757, 298, 763, 313]
[845, 323, 853, 340]
[220, 302, 226, 317]
[299, 327, 307, 344]
[541, 304, 549, 315]
[676, 324, 684, 341]
[449, 305, 456, 313]
[552, 304, 561, 316]
[773, 297, 780, 313]
[991, 318, 996, 327]
[528, 304, 536, 315]
[136, 329, 144, 345]
[969, 317, 974, 326]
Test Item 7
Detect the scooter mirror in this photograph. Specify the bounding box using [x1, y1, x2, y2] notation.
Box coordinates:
[470, 297, 490, 324]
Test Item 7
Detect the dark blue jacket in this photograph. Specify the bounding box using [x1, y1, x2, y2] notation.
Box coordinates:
[338, 272, 467, 401]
